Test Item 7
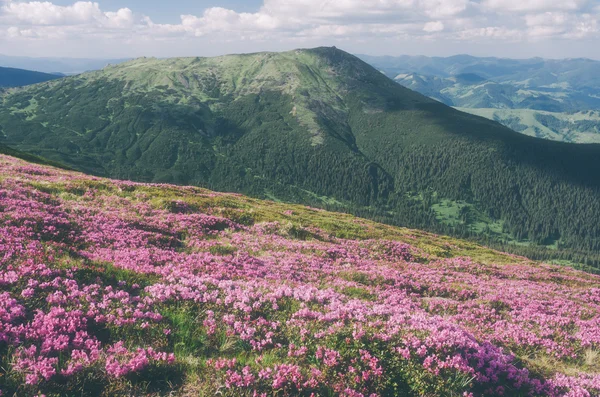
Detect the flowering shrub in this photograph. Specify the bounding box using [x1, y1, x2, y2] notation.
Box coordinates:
[1, 154, 600, 396]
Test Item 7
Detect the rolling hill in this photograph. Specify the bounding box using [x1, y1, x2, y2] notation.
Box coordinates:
[362, 54, 600, 143]
[359, 54, 600, 100]
[0, 66, 61, 88]
[1, 47, 600, 265]
[1, 152, 600, 396]
[456, 108, 600, 143]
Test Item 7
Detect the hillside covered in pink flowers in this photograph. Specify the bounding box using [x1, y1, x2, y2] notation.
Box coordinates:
[1, 153, 600, 396]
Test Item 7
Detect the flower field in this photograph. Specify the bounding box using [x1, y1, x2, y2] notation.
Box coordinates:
[1, 153, 600, 396]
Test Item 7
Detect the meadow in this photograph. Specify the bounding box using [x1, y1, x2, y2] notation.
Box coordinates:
[1, 153, 599, 396]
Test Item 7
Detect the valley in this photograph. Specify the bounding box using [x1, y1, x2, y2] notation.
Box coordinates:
[456, 108, 600, 143]
[362, 54, 600, 144]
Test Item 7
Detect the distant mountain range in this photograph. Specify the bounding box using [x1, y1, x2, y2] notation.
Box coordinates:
[0, 54, 129, 75]
[359, 54, 600, 143]
[0, 66, 61, 88]
[1, 47, 600, 264]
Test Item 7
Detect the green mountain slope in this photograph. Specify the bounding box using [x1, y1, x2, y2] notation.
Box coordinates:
[0, 66, 61, 88]
[394, 73, 518, 109]
[1, 47, 600, 265]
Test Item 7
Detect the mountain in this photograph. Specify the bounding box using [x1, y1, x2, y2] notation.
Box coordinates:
[359, 54, 600, 90]
[0, 66, 61, 88]
[2, 47, 600, 265]
[361, 54, 600, 142]
[1, 151, 599, 396]
[0, 54, 130, 75]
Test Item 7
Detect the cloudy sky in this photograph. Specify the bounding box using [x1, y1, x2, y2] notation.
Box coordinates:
[0, 0, 599, 59]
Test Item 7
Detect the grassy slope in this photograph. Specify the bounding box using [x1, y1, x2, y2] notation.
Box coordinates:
[1, 47, 600, 262]
[0, 150, 512, 266]
[1, 153, 600, 396]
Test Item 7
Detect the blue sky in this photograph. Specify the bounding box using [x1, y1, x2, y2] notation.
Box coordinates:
[0, 0, 599, 59]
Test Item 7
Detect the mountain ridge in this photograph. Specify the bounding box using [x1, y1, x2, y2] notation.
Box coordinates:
[1, 47, 600, 265]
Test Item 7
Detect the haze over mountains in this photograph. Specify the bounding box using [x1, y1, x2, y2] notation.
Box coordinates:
[361, 54, 600, 143]
[0, 54, 129, 75]
[1, 47, 600, 266]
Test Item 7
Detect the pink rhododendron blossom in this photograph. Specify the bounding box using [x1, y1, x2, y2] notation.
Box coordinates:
[0, 154, 599, 396]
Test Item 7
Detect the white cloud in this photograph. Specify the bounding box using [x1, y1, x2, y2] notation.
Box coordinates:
[523, 11, 599, 39]
[419, 0, 469, 18]
[525, 12, 569, 27]
[144, 0, 469, 40]
[0, 1, 135, 28]
[0, 0, 598, 57]
[261, 0, 416, 20]
[104, 8, 134, 29]
[456, 26, 522, 40]
[178, 7, 282, 37]
[423, 21, 444, 32]
[482, 0, 589, 13]
[2, 1, 100, 25]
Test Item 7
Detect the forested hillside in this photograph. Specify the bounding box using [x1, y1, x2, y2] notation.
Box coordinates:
[0, 143, 69, 169]
[1, 47, 600, 266]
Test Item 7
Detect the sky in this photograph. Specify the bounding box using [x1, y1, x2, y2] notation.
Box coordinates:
[0, 0, 599, 60]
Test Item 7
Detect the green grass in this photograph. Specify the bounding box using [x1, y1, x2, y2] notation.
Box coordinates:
[209, 244, 237, 256]
[432, 199, 506, 237]
[341, 286, 377, 301]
